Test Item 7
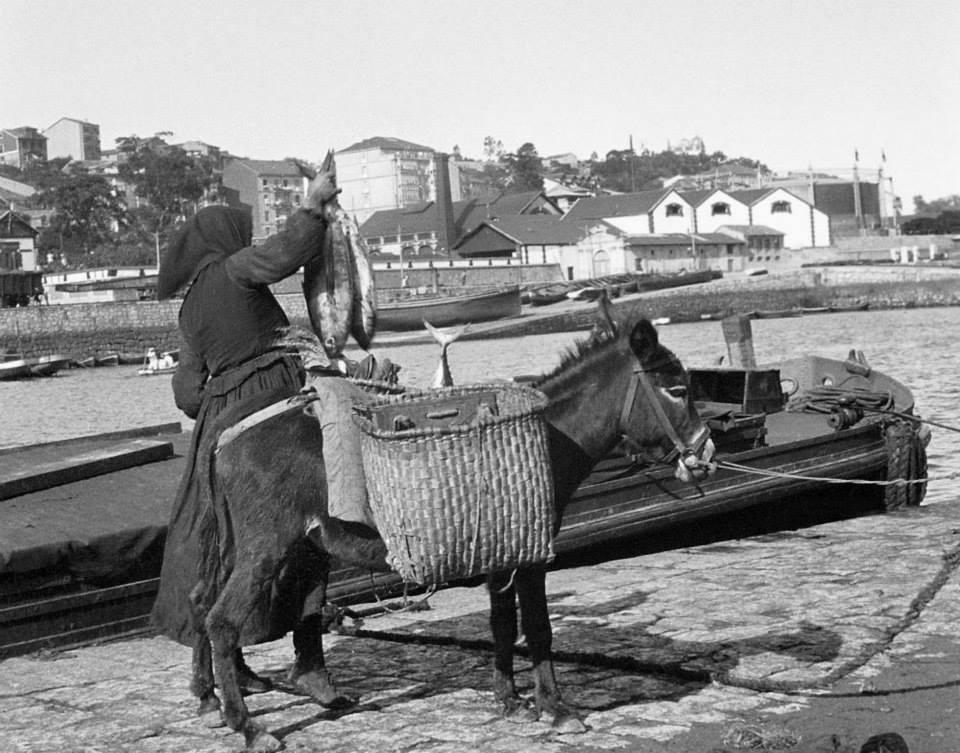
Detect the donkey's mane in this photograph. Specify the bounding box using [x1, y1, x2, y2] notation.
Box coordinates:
[533, 325, 619, 388]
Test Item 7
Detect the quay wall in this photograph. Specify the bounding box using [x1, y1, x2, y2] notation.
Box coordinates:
[3, 269, 960, 358]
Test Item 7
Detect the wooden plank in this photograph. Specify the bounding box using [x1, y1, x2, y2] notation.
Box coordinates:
[0, 439, 174, 500]
[0, 422, 182, 458]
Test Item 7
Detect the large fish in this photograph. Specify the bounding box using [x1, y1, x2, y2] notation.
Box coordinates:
[339, 210, 377, 349]
[299, 151, 377, 356]
[424, 320, 469, 388]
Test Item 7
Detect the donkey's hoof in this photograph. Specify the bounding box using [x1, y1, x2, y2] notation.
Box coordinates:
[245, 725, 282, 752]
[239, 670, 274, 695]
[549, 712, 587, 734]
[289, 668, 357, 709]
[501, 696, 537, 722]
[199, 709, 225, 729]
[196, 693, 221, 717]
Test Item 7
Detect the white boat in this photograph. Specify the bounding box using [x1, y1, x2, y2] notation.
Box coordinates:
[137, 348, 179, 376]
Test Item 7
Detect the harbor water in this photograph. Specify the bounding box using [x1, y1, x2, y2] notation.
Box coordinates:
[1, 306, 957, 505]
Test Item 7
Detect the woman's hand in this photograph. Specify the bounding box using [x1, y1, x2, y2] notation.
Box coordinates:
[294, 158, 341, 210]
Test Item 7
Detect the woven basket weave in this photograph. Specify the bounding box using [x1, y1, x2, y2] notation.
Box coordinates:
[352, 383, 556, 584]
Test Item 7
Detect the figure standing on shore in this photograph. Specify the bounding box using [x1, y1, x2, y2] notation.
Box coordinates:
[150, 166, 346, 707]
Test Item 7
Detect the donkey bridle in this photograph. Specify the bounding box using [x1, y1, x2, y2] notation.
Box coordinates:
[619, 362, 711, 466]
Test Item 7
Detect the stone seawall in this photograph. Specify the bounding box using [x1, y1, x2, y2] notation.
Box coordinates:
[0, 301, 184, 360]
[3, 271, 960, 358]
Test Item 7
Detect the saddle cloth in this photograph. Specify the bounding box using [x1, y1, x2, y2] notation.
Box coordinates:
[216, 376, 376, 528]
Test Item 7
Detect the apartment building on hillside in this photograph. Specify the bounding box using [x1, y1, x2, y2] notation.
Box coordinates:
[0, 127, 47, 168]
[43, 117, 101, 161]
[336, 136, 466, 224]
[221, 159, 308, 241]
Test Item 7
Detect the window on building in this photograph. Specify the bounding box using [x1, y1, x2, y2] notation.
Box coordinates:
[294, 194, 301, 205]
[665, 203, 684, 217]
[262, 179, 268, 187]
[771, 201, 792, 213]
[265, 211, 270, 222]
[711, 202, 731, 216]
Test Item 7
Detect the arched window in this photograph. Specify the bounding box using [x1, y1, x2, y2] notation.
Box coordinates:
[771, 201, 792, 214]
[665, 203, 684, 217]
[711, 202, 731, 216]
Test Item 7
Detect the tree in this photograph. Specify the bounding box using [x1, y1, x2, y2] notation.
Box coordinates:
[482, 136, 505, 162]
[116, 134, 216, 250]
[913, 194, 960, 215]
[502, 142, 544, 193]
[42, 170, 128, 260]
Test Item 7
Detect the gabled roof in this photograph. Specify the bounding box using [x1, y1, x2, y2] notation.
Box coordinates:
[694, 232, 747, 244]
[44, 116, 98, 130]
[228, 158, 302, 177]
[360, 191, 550, 240]
[338, 136, 434, 154]
[455, 215, 584, 248]
[716, 224, 783, 236]
[624, 233, 694, 246]
[728, 188, 777, 205]
[679, 189, 714, 206]
[562, 189, 670, 222]
[0, 211, 38, 238]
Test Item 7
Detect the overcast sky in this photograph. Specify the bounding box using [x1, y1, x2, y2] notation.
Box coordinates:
[7, 0, 958, 208]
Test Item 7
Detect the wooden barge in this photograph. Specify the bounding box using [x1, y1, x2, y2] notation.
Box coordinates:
[0, 337, 928, 657]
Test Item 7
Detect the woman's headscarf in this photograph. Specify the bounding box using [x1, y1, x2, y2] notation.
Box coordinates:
[157, 206, 254, 299]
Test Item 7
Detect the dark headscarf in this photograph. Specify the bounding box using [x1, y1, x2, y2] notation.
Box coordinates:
[157, 206, 254, 299]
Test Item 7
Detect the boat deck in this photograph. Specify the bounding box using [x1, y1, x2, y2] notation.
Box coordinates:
[0, 408, 835, 592]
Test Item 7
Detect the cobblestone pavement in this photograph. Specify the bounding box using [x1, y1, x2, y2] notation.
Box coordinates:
[2, 503, 959, 753]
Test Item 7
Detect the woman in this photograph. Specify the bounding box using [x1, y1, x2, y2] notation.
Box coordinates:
[151, 168, 346, 709]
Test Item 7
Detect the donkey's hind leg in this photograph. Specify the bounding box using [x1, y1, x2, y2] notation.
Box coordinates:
[205, 568, 281, 753]
[285, 546, 355, 710]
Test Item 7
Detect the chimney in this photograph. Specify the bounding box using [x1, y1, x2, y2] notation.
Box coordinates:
[434, 152, 457, 255]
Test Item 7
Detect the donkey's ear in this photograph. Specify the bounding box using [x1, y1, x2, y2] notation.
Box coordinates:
[629, 318, 660, 359]
[592, 289, 618, 339]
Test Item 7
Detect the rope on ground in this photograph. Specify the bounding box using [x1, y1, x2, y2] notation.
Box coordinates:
[710, 540, 960, 697]
[337, 541, 960, 699]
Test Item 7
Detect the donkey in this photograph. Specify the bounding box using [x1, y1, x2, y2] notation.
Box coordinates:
[196, 299, 715, 751]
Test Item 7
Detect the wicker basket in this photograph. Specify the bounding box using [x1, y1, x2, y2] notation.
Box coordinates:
[352, 383, 556, 584]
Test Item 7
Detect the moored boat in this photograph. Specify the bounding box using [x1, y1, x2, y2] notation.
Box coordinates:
[377, 285, 522, 331]
[27, 355, 72, 377]
[0, 357, 31, 380]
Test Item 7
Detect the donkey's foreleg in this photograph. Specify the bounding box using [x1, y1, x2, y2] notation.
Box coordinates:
[190, 635, 220, 716]
[206, 574, 281, 753]
[488, 570, 529, 716]
[515, 567, 581, 728]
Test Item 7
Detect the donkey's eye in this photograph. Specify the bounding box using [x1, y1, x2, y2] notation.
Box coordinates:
[666, 386, 687, 399]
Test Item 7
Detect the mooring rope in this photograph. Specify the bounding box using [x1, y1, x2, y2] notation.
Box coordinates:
[714, 459, 960, 486]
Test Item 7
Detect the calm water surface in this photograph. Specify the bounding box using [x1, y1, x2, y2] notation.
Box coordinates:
[2, 307, 957, 504]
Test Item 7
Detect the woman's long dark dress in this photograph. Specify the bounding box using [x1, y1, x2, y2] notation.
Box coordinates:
[151, 207, 328, 647]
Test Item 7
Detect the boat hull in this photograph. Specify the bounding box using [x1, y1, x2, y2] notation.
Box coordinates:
[377, 286, 522, 331]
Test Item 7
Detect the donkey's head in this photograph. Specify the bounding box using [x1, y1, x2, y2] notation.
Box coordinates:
[590, 296, 715, 483]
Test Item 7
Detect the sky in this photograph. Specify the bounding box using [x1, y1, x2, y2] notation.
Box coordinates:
[7, 0, 959, 209]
